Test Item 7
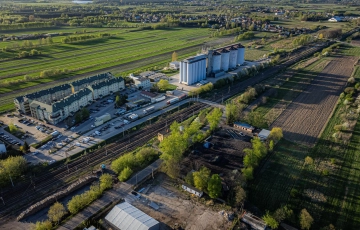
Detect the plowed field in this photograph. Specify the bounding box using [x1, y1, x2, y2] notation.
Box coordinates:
[271, 56, 358, 146]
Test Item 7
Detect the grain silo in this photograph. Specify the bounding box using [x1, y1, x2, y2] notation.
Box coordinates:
[220, 48, 230, 72]
[229, 46, 238, 69]
[237, 44, 245, 65]
[211, 51, 222, 72]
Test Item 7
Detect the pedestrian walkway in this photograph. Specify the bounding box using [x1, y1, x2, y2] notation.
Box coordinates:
[59, 159, 162, 230]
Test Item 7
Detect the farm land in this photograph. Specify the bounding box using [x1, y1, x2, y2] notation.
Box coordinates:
[249, 45, 360, 229]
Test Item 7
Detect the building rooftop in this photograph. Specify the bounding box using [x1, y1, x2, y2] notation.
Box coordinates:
[139, 71, 156, 78]
[25, 84, 72, 100]
[52, 88, 92, 112]
[234, 122, 254, 130]
[141, 91, 157, 98]
[71, 72, 112, 87]
[105, 202, 159, 230]
[182, 54, 207, 63]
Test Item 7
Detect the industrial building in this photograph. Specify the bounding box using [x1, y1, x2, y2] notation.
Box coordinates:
[233, 122, 254, 133]
[179, 54, 207, 85]
[14, 73, 125, 125]
[105, 202, 160, 230]
[179, 43, 245, 85]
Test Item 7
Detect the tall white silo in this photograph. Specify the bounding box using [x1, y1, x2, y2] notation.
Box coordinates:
[211, 51, 221, 72]
[229, 46, 238, 69]
[220, 49, 230, 72]
[237, 44, 245, 65]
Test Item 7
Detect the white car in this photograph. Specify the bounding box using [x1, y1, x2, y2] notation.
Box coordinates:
[91, 125, 95, 128]
[239, 132, 245, 136]
[48, 160, 56, 164]
[70, 127, 76, 130]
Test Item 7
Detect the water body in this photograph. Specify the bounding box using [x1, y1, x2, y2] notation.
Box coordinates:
[72, 0, 93, 4]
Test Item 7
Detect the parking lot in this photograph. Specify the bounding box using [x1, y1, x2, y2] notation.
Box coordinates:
[1, 88, 186, 164]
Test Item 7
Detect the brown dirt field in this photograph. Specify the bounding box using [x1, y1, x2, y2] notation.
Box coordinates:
[271, 56, 358, 146]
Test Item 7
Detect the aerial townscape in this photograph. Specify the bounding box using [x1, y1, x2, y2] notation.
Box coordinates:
[0, 0, 360, 230]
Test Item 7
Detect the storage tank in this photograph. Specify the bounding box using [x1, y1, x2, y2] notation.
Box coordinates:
[211, 51, 221, 72]
[237, 44, 245, 65]
[220, 49, 230, 72]
[229, 46, 238, 69]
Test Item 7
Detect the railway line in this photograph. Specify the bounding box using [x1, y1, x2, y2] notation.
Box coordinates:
[209, 43, 330, 104]
[0, 102, 208, 221]
[0, 41, 333, 223]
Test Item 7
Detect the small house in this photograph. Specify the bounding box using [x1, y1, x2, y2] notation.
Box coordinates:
[182, 184, 203, 197]
[258, 129, 271, 140]
[169, 61, 180, 70]
[234, 122, 255, 133]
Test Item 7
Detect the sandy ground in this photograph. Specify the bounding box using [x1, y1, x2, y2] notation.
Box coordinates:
[128, 174, 231, 230]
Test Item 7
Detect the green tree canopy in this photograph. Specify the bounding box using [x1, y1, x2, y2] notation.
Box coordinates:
[48, 202, 66, 224]
[207, 174, 222, 198]
[206, 108, 223, 131]
[262, 211, 279, 229]
[157, 79, 170, 91]
[119, 166, 133, 182]
[269, 127, 283, 142]
[235, 186, 246, 205]
[81, 108, 90, 120]
[172, 51, 178, 61]
[193, 166, 211, 191]
[8, 123, 18, 134]
[299, 209, 314, 230]
[32, 220, 52, 230]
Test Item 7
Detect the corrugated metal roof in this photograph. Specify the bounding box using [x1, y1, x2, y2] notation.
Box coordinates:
[105, 202, 159, 230]
[234, 122, 254, 129]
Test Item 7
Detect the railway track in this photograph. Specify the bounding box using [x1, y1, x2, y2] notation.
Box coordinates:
[0, 41, 332, 222]
[208, 44, 329, 104]
[0, 102, 208, 221]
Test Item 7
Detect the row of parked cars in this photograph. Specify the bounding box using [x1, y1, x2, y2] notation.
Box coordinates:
[0, 132, 21, 146]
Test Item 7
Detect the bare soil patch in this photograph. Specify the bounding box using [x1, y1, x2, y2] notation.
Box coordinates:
[271, 56, 358, 146]
[130, 173, 231, 230]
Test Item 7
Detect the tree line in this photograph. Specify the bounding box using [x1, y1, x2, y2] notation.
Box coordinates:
[61, 33, 111, 44]
[33, 174, 113, 230]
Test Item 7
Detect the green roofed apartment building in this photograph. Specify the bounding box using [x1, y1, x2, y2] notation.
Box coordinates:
[14, 72, 125, 124]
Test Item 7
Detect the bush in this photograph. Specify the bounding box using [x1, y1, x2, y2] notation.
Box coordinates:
[118, 167, 133, 182]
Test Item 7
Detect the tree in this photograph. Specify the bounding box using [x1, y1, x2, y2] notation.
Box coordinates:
[304, 156, 314, 165]
[206, 108, 223, 131]
[299, 209, 314, 230]
[269, 127, 283, 142]
[207, 174, 222, 198]
[235, 186, 246, 205]
[8, 123, 18, 133]
[185, 171, 194, 186]
[48, 202, 66, 224]
[269, 140, 274, 152]
[32, 220, 52, 230]
[262, 211, 279, 229]
[75, 112, 82, 124]
[273, 205, 293, 223]
[172, 51, 178, 61]
[193, 166, 211, 191]
[81, 108, 90, 120]
[119, 166, 133, 182]
[20, 141, 30, 153]
[242, 167, 254, 181]
[157, 79, 170, 91]
[116, 95, 121, 106]
[225, 103, 237, 125]
[100, 173, 113, 190]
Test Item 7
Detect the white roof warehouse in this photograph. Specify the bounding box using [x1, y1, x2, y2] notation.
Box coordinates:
[105, 202, 160, 230]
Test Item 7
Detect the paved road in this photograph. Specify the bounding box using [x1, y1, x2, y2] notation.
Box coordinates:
[58, 159, 162, 230]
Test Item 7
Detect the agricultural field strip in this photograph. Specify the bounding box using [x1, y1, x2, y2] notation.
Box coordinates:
[0, 45, 201, 112]
[0, 29, 207, 71]
[0, 30, 208, 79]
[271, 56, 357, 146]
[243, 57, 324, 118]
[258, 59, 330, 124]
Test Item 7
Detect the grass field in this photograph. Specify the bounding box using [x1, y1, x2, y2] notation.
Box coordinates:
[0, 27, 215, 113]
[249, 45, 360, 229]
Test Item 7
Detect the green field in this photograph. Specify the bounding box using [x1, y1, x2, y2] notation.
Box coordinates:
[249, 46, 360, 229]
[0, 27, 214, 113]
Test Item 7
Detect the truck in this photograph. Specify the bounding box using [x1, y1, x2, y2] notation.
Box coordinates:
[143, 106, 155, 114]
[155, 96, 166, 102]
[129, 113, 138, 120]
[167, 97, 179, 105]
[95, 131, 101, 136]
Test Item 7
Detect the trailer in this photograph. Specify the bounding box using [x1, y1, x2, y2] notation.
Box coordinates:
[167, 97, 179, 105]
[143, 106, 155, 114]
[178, 94, 187, 100]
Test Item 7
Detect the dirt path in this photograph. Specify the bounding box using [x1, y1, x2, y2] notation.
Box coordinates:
[271, 56, 358, 146]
